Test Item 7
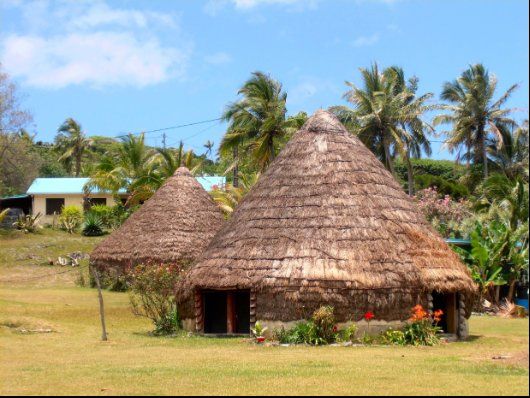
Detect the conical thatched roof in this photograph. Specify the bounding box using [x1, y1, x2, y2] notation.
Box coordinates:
[91, 167, 224, 270]
[184, 111, 475, 319]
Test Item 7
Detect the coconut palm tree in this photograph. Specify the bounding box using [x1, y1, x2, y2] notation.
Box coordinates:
[210, 172, 260, 217]
[55, 118, 92, 176]
[156, 141, 202, 178]
[487, 120, 529, 181]
[434, 64, 518, 179]
[203, 140, 214, 159]
[86, 133, 159, 205]
[331, 64, 433, 181]
[221, 72, 302, 172]
[387, 66, 433, 195]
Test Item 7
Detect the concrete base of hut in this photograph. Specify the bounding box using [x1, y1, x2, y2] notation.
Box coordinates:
[181, 317, 470, 340]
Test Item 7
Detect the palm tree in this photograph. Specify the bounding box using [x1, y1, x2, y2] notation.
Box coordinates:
[434, 64, 518, 179]
[55, 118, 92, 176]
[219, 127, 247, 188]
[203, 140, 214, 159]
[487, 120, 529, 181]
[86, 133, 159, 205]
[331, 64, 433, 182]
[210, 171, 260, 217]
[156, 141, 202, 177]
[387, 66, 433, 195]
[221, 72, 301, 172]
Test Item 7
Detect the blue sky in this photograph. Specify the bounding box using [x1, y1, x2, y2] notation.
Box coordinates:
[1, 0, 528, 160]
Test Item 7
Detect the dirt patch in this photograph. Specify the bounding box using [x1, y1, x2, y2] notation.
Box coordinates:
[493, 351, 530, 368]
[0, 317, 57, 334]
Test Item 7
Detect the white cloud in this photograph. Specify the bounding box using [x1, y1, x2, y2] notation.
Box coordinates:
[205, 0, 401, 14]
[352, 33, 380, 47]
[204, 52, 233, 65]
[288, 77, 339, 106]
[204, 0, 318, 14]
[2, 33, 189, 89]
[0, 0, 190, 89]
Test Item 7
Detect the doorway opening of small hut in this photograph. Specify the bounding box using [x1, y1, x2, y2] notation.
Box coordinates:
[432, 292, 459, 334]
[202, 290, 250, 335]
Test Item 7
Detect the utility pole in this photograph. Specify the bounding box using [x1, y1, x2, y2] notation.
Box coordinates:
[90, 264, 108, 341]
[162, 132, 167, 149]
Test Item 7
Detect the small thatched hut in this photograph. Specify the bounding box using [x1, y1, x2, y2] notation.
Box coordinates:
[90, 167, 224, 274]
[180, 110, 476, 338]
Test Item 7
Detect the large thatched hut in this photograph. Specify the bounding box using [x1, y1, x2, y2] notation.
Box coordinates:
[91, 167, 224, 274]
[180, 110, 476, 338]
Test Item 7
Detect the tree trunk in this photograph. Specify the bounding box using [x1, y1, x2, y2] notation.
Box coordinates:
[90, 265, 108, 341]
[269, 136, 275, 162]
[507, 279, 517, 303]
[478, 123, 488, 179]
[406, 150, 414, 196]
[232, 146, 239, 188]
[383, 138, 395, 175]
[494, 285, 500, 305]
[466, 141, 470, 169]
[75, 152, 81, 177]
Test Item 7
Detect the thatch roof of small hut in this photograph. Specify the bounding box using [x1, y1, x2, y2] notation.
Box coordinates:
[91, 167, 224, 270]
[184, 111, 475, 306]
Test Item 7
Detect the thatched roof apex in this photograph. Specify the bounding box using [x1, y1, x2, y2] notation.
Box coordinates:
[185, 110, 476, 295]
[91, 166, 224, 269]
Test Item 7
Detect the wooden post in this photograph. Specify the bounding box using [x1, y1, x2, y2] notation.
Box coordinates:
[249, 290, 257, 330]
[227, 292, 236, 334]
[90, 265, 108, 341]
[195, 290, 203, 333]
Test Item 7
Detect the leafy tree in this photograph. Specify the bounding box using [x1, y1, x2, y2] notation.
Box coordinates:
[55, 118, 93, 176]
[434, 64, 518, 179]
[0, 64, 33, 134]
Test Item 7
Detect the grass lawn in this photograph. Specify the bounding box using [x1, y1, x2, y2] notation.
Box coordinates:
[1, 230, 528, 395]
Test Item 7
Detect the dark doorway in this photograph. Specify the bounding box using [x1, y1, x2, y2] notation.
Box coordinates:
[202, 290, 251, 335]
[432, 292, 458, 334]
[203, 291, 227, 334]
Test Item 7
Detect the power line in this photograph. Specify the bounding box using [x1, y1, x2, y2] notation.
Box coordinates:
[112, 117, 223, 139]
[165, 120, 220, 148]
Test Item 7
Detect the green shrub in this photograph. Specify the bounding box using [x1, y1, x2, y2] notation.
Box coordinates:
[82, 212, 105, 236]
[394, 158, 466, 183]
[272, 306, 339, 345]
[415, 174, 469, 199]
[59, 205, 83, 234]
[87, 204, 113, 228]
[128, 263, 184, 335]
[12, 212, 42, 233]
[311, 306, 336, 344]
[380, 328, 407, 345]
[109, 204, 138, 229]
[337, 323, 358, 343]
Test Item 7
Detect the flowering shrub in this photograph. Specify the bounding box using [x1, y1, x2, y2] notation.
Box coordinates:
[402, 305, 442, 346]
[415, 187, 472, 238]
[128, 263, 184, 335]
[380, 305, 443, 346]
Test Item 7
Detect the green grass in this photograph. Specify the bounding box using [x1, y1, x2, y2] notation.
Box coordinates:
[1, 229, 528, 395]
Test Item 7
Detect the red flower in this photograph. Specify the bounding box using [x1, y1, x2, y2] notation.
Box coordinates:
[433, 309, 444, 323]
[364, 311, 374, 321]
[332, 325, 338, 333]
[409, 304, 428, 322]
